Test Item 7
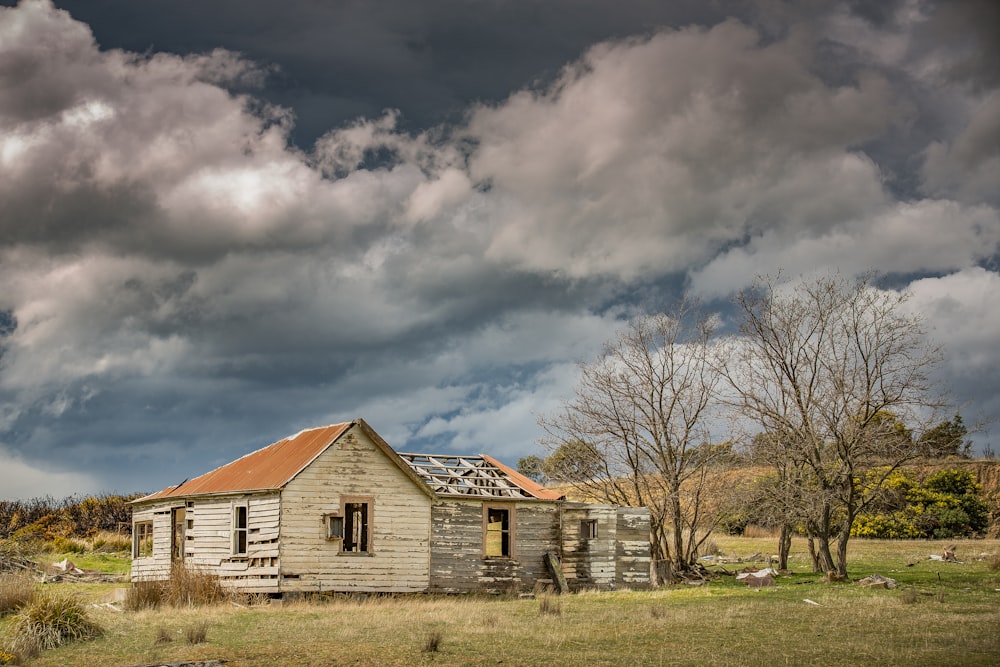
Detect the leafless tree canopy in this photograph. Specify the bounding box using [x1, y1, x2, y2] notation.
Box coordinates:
[539, 302, 731, 576]
[726, 273, 944, 574]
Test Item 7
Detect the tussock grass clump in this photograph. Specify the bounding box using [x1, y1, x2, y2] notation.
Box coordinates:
[538, 594, 561, 616]
[0, 572, 35, 615]
[154, 627, 173, 644]
[186, 621, 209, 645]
[899, 589, 919, 605]
[164, 564, 229, 607]
[124, 579, 164, 611]
[89, 531, 131, 553]
[8, 590, 102, 658]
[46, 536, 87, 554]
[649, 605, 668, 619]
[989, 552, 1000, 571]
[421, 630, 442, 653]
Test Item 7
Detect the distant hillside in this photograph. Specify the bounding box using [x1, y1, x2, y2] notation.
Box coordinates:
[549, 460, 1000, 537]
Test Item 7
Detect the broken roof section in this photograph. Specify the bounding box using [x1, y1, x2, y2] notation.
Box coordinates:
[397, 453, 564, 500]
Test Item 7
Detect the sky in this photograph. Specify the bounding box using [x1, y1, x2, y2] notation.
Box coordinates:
[0, 0, 998, 499]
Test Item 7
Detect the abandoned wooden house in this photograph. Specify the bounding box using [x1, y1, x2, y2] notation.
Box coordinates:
[130, 418, 651, 595]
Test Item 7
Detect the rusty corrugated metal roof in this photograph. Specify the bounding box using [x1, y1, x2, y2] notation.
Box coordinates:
[136, 422, 352, 501]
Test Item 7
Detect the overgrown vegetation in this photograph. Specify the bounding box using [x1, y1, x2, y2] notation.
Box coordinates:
[0, 493, 143, 542]
[853, 468, 989, 539]
[4, 537, 996, 667]
[0, 572, 34, 616]
[6, 590, 102, 659]
[124, 564, 231, 612]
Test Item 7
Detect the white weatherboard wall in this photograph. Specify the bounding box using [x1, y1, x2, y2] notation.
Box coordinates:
[278, 425, 433, 593]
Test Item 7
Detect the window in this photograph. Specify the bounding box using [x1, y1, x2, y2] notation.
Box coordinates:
[327, 497, 373, 554]
[171, 507, 185, 562]
[580, 519, 598, 539]
[483, 505, 514, 558]
[133, 521, 153, 558]
[233, 505, 248, 556]
[343, 502, 369, 553]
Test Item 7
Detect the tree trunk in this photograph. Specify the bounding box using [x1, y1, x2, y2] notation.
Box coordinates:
[835, 525, 851, 577]
[776, 524, 793, 570]
[814, 534, 836, 573]
[807, 534, 820, 572]
[670, 494, 686, 572]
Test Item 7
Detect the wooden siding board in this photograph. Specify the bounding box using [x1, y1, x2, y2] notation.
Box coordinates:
[428, 499, 560, 593]
[278, 425, 432, 593]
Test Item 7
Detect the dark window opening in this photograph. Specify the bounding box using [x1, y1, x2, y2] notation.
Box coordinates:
[343, 502, 369, 553]
[581, 519, 598, 539]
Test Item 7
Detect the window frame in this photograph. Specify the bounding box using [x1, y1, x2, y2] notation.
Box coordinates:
[482, 503, 515, 559]
[330, 496, 374, 555]
[170, 507, 185, 562]
[580, 519, 598, 539]
[133, 520, 153, 559]
[232, 503, 248, 557]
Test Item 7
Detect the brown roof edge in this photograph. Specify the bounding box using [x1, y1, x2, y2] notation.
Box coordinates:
[481, 454, 565, 501]
[353, 418, 439, 500]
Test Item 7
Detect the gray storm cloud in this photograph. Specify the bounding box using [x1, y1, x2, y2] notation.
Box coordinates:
[0, 0, 997, 497]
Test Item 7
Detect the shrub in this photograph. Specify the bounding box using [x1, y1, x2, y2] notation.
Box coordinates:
[124, 579, 164, 611]
[421, 631, 442, 653]
[89, 531, 131, 553]
[0, 572, 35, 615]
[852, 468, 990, 538]
[164, 564, 228, 607]
[48, 536, 86, 554]
[186, 621, 209, 645]
[538, 595, 561, 616]
[8, 590, 102, 658]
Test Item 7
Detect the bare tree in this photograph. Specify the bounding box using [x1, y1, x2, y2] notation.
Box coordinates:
[726, 274, 943, 575]
[538, 302, 730, 581]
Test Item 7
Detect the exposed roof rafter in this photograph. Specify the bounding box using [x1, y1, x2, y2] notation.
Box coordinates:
[397, 453, 536, 498]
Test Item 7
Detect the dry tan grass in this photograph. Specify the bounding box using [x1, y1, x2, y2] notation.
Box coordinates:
[13, 538, 1000, 666]
[0, 572, 35, 616]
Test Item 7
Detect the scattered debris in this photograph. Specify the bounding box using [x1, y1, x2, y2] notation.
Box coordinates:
[43, 558, 123, 583]
[736, 567, 778, 589]
[742, 574, 774, 589]
[857, 574, 897, 589]
[736, 567, 778, 580]
[802, 599, 822, 606]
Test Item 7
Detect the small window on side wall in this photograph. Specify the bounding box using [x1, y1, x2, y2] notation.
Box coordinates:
[580, 519, 598, 539]
[327, 497, 373, 554]
[484, 505, 514, 558]
[233, 505, 248, 556]
[133, 521, 153, 558]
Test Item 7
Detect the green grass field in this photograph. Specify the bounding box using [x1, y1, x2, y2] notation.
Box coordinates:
[3, 536, 998, 666]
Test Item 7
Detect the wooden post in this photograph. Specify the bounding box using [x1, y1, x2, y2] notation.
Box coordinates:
[546, 551, 568, 594]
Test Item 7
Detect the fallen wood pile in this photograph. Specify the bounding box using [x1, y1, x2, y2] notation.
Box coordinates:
[0, 541, 42, 575]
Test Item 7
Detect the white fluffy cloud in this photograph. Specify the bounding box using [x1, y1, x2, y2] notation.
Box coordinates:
[1, 0, 998, 495]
